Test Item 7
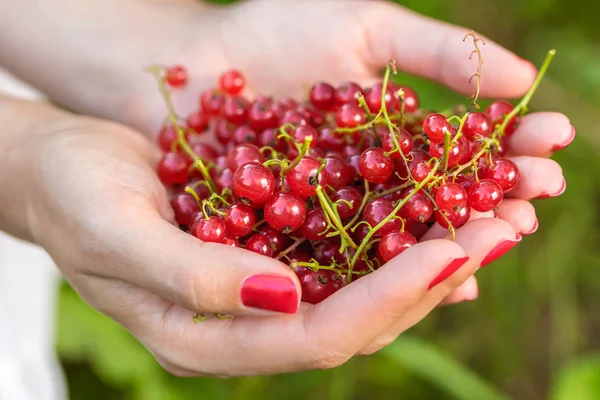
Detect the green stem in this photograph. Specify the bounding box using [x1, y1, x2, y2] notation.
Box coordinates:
[499, 49, 556, 135]
[316, 186, 357, 249]
[147, 66, 217, 193]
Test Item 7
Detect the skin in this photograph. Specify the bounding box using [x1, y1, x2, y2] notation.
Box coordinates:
[0, 0, 572, 376]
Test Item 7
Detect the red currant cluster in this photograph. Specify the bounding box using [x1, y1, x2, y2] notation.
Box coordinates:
[150, 46, 552, 305]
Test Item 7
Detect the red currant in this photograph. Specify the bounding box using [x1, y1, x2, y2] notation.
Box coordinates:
[468, 179, 504, 212]
[323, 155, 352, 189]
[335, 104, 366, 128]
[435, 204, 470, 228]
[362, 198, 402, 235]
[264, 191, 307, 233]
[222, 95, 249, 125]
[462, 112, 492, 141]
[287, 156, 327, 197]
[480, 158, 519, 193]
[227, 143, 264, 171]
[309, 81, 335, 111]
[171, 192, 200, 228]
[186, 111, 208, 134]
[485, 100, 517, 136]
[334, 82, 363, 107]
[299, 270, 339, 304]
[219, 69, 245, 95]
[245, 234, 274, 257]
[157, 152, 191, 186]
[248, 98, 279, 130]
[359, 148, 393, 183]
[158, 124, 178, 152]
[330, 186, 362, 219]
[232, 162, 275, 207]
[378, 230, 417, 262]
[381, 128, 413, 158]
[435, 182, 468, 210]
[225, 203, 256, 237]
[165, 65, 187, 87]
[194, 216, 227, 243]
[422, 114, 451, 144]
[200, 89, 225, 116]
[299, 209, 330, 240]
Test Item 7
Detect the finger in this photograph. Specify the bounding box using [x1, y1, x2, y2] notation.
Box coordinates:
[508, 156, 566, 200]
[82, 200, 301, 317]
[364, 3, 537, 98]
[439, 276, 479, 306]
[494, 199, 538, 236]
[508, 112, 575, 157]
[132, 239, 469, 376]
[359, 218, 518, 355]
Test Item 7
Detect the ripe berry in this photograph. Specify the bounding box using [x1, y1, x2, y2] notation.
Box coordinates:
[378, 230, 417, 262]
[422, 114, 452, 144]
[219, 69, 245, 95]
[381, 128, 413, 158]
[292, 125, 319, 148]
[245, 233, 274, 257]
[399, 189, 434, 223]
[258, 128, 286, 152]
[319, 128, 346, 152]
[468, 179, 504, 212]
[485, 100, 517, 136]
[309, 81, 335, 110]
[264, 191, 307, 233]
[227, 143, 264, 171]
[462, 112, 492, 141]
[396, 86, 419, 113]
[190, 142, 219, 162]
[186, 111, 208, 134]
[248, 98, 279, 130]
[298, 270, 339, 304]
[362, 198, 402, 235]
[287, 156, 327, 197]
[335, 104, 366, 128]
[259, 226, 288, 254]
[158, 124, 178, 152]
[200, 89, 225, 116]
[272, 97, 299, 119]
[435, 204, 470, 228]
[165, 65, 187, 87]
[214, 168, 233, 192]
[299, 209, 330, 240]
[323, 155, 352, 189]
[410, 160, 433, 183]
[157, 152, 190, 186]
[281, 109, 309, 126]
[480, 158, 519, 193]
[225, 203, 256, 237]
[195, 216, 227, 243]
[296, 105, 324, 127]
[359, 148, 393, 184]
[364, 82, 398, 113]
[435, 182, 468, 210]
[222, 236, 239, 247]
[171, 193, 200, 228]
[232, 125, 258, 144]
[222, 95, 250, 125]
[232, 162, 275, 207]
[215, 119, 236, 145]
[334, 82, 363, 107]
[429, 136, 469, 168]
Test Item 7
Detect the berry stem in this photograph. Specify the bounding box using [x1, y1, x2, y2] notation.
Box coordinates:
[348, 161, 441, 280]
[499, 49, 556, 135]
[147, 66, 217, 193]
[276, 237, 307, 260]
[316, 186, 357, 249]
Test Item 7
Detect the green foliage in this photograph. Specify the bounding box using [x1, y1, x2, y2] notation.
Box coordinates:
[57, 0, 600, 399]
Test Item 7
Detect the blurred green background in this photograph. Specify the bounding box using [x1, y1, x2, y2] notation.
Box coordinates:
[56, 0, 598, 399]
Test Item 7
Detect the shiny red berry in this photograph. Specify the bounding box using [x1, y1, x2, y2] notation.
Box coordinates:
[157, 152, 190, 186]
[330, 186, 362, 219]
[219, 69, 245, 95]
[264, 191, 307, 233]
[232, 162, 275, 207]
[485, 100, 517, 136]
[309, 81, 335, 110]
[422, 114, 451, 144]
[227, 144, 264, 171]
[480, 158, 519, 193]
[299, 209, 330, 240]
[171, 193, 200, 228]
[435, 204, 470, 229]
[462, 112, 492, 141]
[194, 216, 227, 243]
[435, 182, 468, 210]
[245, 233, 274, 257]
[158, 124, 178, 152]
[359, 148, 393, 183]
[335, 104, 366, 128]
[165, 65, 187, 87]
[200, 89, 225, 116]
[362, 198, 402, 235]
[248, 98, 279, 130]
[334, 82, 363, 107]
[468, 179, 504, 212]
[299, 270, 339, 304]
[378, 230, 417, 262]
[222, 95, 249, 125]
[381, 128, 413, 158]
[287, 156, 327, 197]
[186, 111, 208, 134]
[323, 155, 352, 189]
[225, 203, 256, 237]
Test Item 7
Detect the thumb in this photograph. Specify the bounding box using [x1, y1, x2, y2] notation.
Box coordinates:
[361, 2, 537, 98]
[303, 239, 470, 354]
[92, 203, 302, 316]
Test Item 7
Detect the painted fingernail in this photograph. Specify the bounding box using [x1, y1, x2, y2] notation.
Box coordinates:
[535, 178, 567, 199]
[551, 125, 576, 152]
[521, 219, 538, 236]
[480, 235, 522, 268]
[241, 275, 299, 314]
[428, 257, 470, 290]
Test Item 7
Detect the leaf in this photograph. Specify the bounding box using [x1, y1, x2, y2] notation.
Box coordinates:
[551, 355, 600, 400]
[381, 335, 512, 400]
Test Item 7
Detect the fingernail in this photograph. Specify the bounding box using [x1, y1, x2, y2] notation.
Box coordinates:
[428, 257, 470, 290]
[535, 178, 567, 199]
[521, 219, 538, 236]
[241, 275, 299, 314]
[479, 235, 522, 268]
[551, 125, 576, 152]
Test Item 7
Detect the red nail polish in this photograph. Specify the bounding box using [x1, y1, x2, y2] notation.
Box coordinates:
[535, 178, 567, 199]
[241, 275, 299, 313]
[551, 125, 576, 152]
[480, 236, 522, 268]
[428, 257, 470, 290]
[521, 219, 538, 236]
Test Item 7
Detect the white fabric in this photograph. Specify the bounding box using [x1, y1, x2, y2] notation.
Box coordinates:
[0, 69, 67, 400]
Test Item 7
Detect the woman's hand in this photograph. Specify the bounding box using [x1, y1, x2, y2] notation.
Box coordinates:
[0, 97, 516, 376]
